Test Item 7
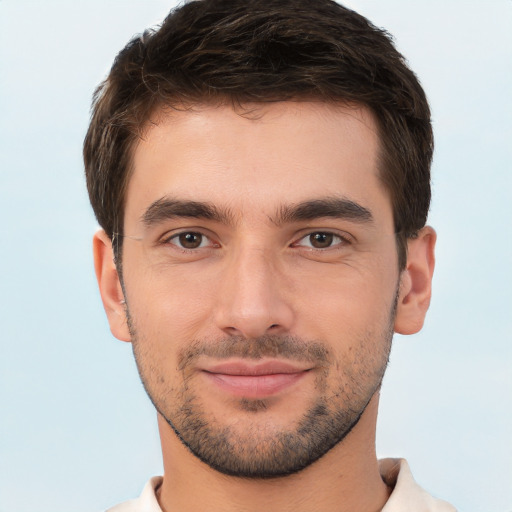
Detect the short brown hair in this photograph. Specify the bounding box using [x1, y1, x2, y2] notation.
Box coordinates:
[84, 0, 433, 270]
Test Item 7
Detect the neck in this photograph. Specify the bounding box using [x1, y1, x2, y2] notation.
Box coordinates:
[156, 393, 390, 512]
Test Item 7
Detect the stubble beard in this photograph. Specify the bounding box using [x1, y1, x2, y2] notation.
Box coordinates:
[127, 301, 396, 479]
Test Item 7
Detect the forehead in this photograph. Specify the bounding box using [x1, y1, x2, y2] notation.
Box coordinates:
[126, 101, 389, 229]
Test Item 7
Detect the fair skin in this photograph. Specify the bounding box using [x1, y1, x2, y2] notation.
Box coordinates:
[94, 102, 435, 512]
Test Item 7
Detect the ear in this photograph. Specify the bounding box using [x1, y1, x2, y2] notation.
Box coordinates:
[93, 230, 131, 342]
[394, 226, 436, 335]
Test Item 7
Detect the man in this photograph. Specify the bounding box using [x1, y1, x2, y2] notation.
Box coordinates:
[84, 0, 455, 510]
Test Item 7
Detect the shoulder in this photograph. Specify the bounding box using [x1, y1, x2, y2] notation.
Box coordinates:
[105, 476, 163, 512]
[380, 458, 456, 512]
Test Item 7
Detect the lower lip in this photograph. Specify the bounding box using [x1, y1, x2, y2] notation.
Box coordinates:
[202, 371, 308, 398]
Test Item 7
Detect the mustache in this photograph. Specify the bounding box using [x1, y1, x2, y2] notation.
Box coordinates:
[177, 335, 332, 371]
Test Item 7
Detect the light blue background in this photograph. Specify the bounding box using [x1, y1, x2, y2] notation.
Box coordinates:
[1, 1, 511, 511]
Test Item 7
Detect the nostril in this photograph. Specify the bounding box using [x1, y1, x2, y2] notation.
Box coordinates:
[269, 324, 279, 329]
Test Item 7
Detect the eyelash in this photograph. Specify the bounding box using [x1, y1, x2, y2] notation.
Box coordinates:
[161, 230, 351, 252]
[162, 231, 219, 251]
[292, 231, 352, 250]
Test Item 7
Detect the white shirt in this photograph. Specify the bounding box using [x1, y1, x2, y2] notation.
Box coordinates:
[106, 458, 456, 511]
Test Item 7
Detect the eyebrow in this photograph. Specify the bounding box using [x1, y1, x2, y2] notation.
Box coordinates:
[273, 197, 373, 226]
[141, 197, 235, 227]
[141, 196, 373, 229]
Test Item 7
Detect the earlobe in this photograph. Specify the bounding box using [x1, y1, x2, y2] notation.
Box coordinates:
[93, 230, 131, 342]
[394, 226, 436, 335]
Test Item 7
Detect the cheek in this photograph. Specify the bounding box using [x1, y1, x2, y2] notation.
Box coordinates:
[290, 259, 398, 337]
[121, 236, 399, 346]
[123, 259, 219, 341]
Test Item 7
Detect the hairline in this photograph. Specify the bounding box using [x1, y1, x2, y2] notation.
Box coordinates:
[113, 95, 409, 272]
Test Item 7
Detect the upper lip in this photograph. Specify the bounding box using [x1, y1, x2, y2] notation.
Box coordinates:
[200, 360, 312, 376]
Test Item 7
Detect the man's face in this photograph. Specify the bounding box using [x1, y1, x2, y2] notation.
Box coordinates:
[118, 102, 401, 477]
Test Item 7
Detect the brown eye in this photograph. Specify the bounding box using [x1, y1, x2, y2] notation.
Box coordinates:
[309, 232, 334, 248]
[293, 231, 348, 250]
[177, 232, 204, 249]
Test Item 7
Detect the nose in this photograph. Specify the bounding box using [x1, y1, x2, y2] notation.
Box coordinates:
[213, 246, 295, 339]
